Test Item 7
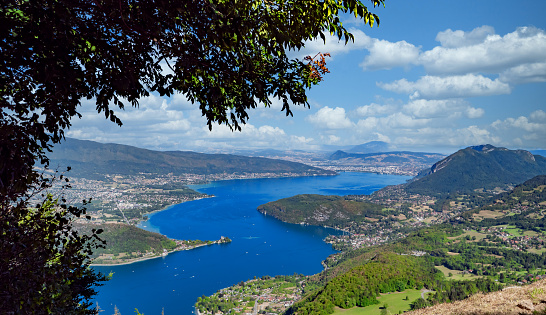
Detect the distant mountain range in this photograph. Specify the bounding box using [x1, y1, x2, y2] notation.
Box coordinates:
[329, 150, 444, 165]
[346, 141, 391, 154]
[405, 144, 546, 195]
[48, 138, 335, 178]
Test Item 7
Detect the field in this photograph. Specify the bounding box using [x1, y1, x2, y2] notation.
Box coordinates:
[447, 229, 487, 241]
[435, 265, 482, 281]
[332, 289, 424, 315]
[503, 225, 541, 237]
[529, 248, 546, 254]
[472, 210, 504, 220]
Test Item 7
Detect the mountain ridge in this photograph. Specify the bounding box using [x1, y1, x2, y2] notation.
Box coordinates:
[406, 144, 546, 195]
[347, 141, 391, 154]
[48, 138, 335, 178]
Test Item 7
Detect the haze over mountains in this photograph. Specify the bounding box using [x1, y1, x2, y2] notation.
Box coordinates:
[329, 150, 444, 167]
[48, 138, 334, 179]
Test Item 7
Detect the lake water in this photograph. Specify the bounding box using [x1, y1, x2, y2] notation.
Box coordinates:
[93, 172, 410, 314]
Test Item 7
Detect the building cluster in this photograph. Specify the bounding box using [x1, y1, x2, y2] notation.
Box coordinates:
[199, 277, 303, 315]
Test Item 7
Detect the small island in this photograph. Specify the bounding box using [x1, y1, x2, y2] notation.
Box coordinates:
[81, 223, 231, 265]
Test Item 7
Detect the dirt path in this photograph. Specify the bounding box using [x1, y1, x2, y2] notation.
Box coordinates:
[421, 288, 433, 299]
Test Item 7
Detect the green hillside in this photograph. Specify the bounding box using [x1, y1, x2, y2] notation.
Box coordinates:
[406, 145, 546, 195]
[257, 194, 384, 227]
[49, 138, 335, 178]
[287, 253, 440, 314]
[76, 223, 177, 259]
[285, 176, 546, 315]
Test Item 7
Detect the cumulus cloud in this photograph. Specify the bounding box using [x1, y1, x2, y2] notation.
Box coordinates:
[68, 91, 325, 152]
[402, 99, 468, 118]
[149, 119, 192, 132]
[382, 112, 432, 128]
[419, 26, 546, 75]
[360, 39, 420, 70]
[492, 115, 546, 133]
[378, 74, 511, 99]
[356, 117, 379, 130]
[170, 93, 195, 109]
[355, 103, 396, 116]
[356, 112, 431, 131]
[320, 135, 341, 145]
[487, 111, 546, 148]
[499, 62, 546, 84]
[196, 123, 320, 151]
[465, 107, 485, 119]
[296, 28, 421, 71]
[435, 26, 496, 48]
[530, 110, 546, 122]
[456, 125, 499, 146]
[307, 106, 354, 129]
[355, 25, 546, 74]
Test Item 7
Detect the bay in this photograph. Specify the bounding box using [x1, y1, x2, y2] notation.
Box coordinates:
[93, 172, 410, 314]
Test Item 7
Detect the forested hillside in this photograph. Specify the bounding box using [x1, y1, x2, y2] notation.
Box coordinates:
[287, 253, 441, 314]
[75, 223, 177, 263]
[406, 145, 546, 195]
[257, 194, 384, 227]
[281, 176, 546, 314]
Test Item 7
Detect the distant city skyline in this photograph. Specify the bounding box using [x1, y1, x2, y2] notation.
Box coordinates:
[68, 0, 546, 154]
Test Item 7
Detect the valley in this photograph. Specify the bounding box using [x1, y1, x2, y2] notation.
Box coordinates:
[45, 139, 546, 314]
[196, 146, 546, 315]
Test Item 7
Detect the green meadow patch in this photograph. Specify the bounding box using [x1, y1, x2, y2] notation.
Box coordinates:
[333, 289, 423, 315]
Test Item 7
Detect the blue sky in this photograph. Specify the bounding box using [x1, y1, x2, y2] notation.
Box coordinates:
[68, 0, 546, 154]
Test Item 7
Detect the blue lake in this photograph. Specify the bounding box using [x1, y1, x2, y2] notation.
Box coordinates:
[93, 172, 410, 314]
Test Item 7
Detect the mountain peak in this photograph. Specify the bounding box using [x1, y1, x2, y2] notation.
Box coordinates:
[347, 141, 390, 154]
[468, 144, 497, 152]
[407, 146, 546, 195]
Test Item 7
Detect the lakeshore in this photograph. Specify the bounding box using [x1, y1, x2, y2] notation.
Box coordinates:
[92, 172, 410, 314]
[91, 237, 231, 266]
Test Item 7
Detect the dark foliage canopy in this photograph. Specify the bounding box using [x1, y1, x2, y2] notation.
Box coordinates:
[1, 0, 384, 313]
[1, 0, 384, 198]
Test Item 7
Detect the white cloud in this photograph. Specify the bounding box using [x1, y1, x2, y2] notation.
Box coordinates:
[489, 111, 546, 148]
[258, 125, 286, 137]
[290, 135, 315, 146]
[170, 93, 195, 109]
[356, 112, 431, 131]
[435, 26, 496, 48]
[465, 107, 485, 119]
[307, 106, 354, 129]
[296, 28, 421, 71]
[492, 116, 546, 133]
[374, 133, 391, 143]
[419, 26, 546, 75]
[353, 25, 546, 74]
[456, 125, 498, 146]
[355, 103, 396, 116]
[356, 117, 379, 130]
[402, 99, 468, 118]
[530, 110, 546, 122]
[360, 39, 420, 70]
[321, 135, 341, 145]
[499, 62, 546, 84]
[383, 112, 431, 128]
[383, 125, 502, 149]
[149, 119, 191, 131]
[379, 74, 511, 99]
